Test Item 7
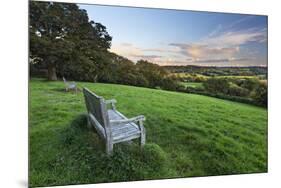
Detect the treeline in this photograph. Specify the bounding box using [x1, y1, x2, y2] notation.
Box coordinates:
[59, 55, 179, 90]
[204, 77, 267, 106]
[183, 77, 267, 107]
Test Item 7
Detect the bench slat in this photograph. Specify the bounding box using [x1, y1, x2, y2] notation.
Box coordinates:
[112, 126, 139, 137]
[108, 109, 139, 130]
[89, 113, 106, 139]
[113, 134, 141, 144]
[108, 109, 140, 143]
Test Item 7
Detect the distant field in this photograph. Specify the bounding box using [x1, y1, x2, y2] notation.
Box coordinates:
[30, 78, 268, 187]
[180, 82, 203, 88]
[173, 73, 266, 80]
[216, 75, 266, 79]
[172, 73, 209, 79]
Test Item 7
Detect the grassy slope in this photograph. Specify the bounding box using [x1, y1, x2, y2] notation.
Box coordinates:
[29, 78, 267, 187]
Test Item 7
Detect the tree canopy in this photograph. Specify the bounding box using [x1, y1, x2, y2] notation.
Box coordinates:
[30, 1, 112, 80]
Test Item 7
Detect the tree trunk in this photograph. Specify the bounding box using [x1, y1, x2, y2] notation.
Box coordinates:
[47, 64, 57, 81]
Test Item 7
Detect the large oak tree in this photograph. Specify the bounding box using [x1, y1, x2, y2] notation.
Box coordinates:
[30, 1, 112, 80]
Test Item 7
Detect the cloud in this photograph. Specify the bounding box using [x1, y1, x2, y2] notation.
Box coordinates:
[186, 57, 250, 63]
[110, 25, 267, 66]
[169, 43, 239, 60]
[204, 27, 267, 47]
[208, 24, 222, 37]
[225, 16, 256, 30]
[130, 54, 163, 62]
[168, 27, 266, 65]
[142, 48, 180, 53]
[110, 43, 142, 60]
[111, 41, 257, 66]
[110, 42, 180, 63]
[120, 42, 133, 47]
[132, 55, 162, 59]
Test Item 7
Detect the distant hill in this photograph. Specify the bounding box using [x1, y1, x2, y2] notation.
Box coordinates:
[163, 65, 267, 76]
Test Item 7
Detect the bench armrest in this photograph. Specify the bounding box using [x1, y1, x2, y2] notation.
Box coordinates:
[110, 115, 145, 125]
[65, 81, 76, 86]
[105, 99, 117, 104]
[105, 99, 117, 110]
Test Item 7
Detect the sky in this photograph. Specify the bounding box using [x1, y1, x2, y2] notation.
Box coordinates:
[79, 4, 268, 67]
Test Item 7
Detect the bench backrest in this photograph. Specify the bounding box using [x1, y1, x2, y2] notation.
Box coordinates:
[83, 88, 109, 130]
[62, 77, 67, 83]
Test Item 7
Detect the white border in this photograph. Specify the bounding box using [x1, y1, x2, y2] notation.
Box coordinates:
[1, 0, 281, 187]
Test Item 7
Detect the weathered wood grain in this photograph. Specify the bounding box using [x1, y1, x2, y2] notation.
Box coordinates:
[83, 87, 146, 155]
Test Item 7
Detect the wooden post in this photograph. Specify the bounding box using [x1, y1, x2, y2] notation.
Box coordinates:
[139, 120, 146, 147]
[87, 116, 91, 129]
[112, 103, 116, 111]
[106, 141, 113, 155]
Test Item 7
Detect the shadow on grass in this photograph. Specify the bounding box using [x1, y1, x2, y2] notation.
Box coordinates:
[51, 88, 82, 93]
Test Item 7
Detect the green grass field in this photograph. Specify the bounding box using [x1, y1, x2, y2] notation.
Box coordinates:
[29, 78, 267, 187]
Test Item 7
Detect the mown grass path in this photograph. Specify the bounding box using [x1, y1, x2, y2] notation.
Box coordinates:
[29, 78, 267, 187]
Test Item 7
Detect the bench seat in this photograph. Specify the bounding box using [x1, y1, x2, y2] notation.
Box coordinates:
[108, 109, 141, 144]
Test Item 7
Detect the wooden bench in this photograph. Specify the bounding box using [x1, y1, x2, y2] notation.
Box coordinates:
[83, 88, 146, 155]
[63, 77, 77, 92]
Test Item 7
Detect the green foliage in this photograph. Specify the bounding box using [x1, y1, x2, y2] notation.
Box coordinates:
[227, 82, 249, 97]
[60, 114, 88, 145]
[136, 60, 173, 88]
[30, 1, 112, 80]
[236, 78, 260, 91]
[200, 77, 267, 107]
[203, 77, 230, 94]
[142, 143, 167, 171]
[251, 82, 268, 106]
[30, 79, 267, 187]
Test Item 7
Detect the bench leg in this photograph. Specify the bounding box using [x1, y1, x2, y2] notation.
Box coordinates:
[87, 116, 91, 129]
[140, 129, 146, 147]
[138, 121, 146, 147]
[106, 141, 113, 155]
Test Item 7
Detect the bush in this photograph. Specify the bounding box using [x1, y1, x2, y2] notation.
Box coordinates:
[237, 78, 260, 91]
[182, 77, 267, 107]
[185, 85, 205, 93]
[175, 84, 187, 92]
[251, 81, 267, 107]
[142, 143, 167, 171]
[161, 77, 180, 91]
[203, 78, 229, 94]
[227, 82, 249, 97]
